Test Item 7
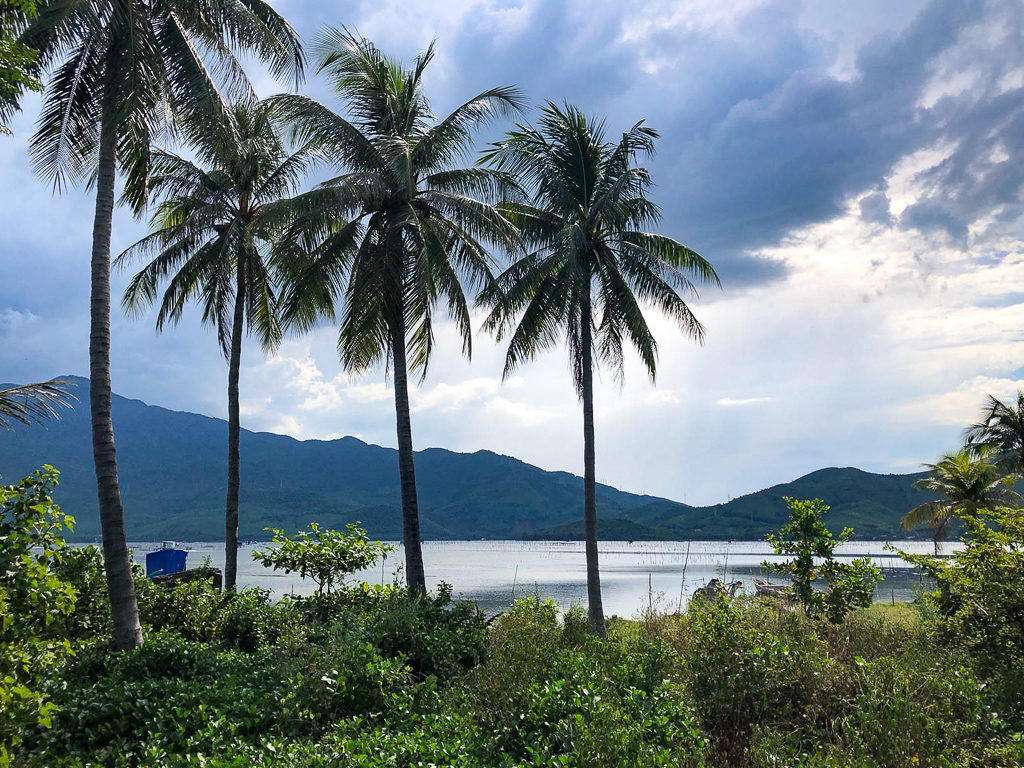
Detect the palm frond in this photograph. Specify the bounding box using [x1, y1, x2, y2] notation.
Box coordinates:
[0, 378, 76, 429]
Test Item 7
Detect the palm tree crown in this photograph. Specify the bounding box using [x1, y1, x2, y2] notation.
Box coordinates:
[118, 100, 317, 351]
[481, 103, 719, 391]
[902, 445, 1019, 551]
[0, 379, 75, 429]
[22, 0, 304, 207]
[965, 392, 1024, 475]
[275, 29, 522, 373]
[273, 30, 523, 594]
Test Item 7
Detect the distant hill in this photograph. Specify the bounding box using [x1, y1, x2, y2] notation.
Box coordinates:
[529, 467, 932, 541]
[0, 376, 933, 541]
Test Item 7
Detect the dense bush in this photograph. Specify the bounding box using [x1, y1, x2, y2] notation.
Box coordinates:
[903, 506, 1024, 721]
[0, 467, 76, 761]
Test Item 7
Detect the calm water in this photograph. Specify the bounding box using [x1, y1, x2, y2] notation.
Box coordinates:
[130, 540, 944, 617]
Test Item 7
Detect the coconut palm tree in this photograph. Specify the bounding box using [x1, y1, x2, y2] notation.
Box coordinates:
[965, 392, 1024, 475]
[21, 0, 303, 649]
[0, 378, 74, 428]
[118, 100, 320, 591]
[480, 103, 719, 636]
[272, 30, 522, 595]
[902, 446, 1019, 553]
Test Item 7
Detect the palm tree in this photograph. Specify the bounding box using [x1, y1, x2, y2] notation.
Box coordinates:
[21, 0, 302, 650]
[273, 30, 522, 595]
[965, 392, 1024, 475]
[902, 446, 1019, 553]
[480, 103, 719, 636]
[118, 100, 319, 591]
[0, 378, 74, 428]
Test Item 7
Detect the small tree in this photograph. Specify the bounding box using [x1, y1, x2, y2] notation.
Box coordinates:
[0, 467, 77, 760]
[253, 522, 392, 595]
[899, 506, 1024, 707]
[763, 497, 881, 622]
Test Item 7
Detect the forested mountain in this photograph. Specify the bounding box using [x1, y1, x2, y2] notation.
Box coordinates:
[0, 377, 931, 541]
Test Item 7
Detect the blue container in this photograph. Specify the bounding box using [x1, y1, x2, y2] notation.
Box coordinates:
[146, 548, 187, 578]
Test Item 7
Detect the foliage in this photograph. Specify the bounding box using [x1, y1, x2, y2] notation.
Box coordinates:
[358, 582, 489, 682]
[0, 467, 76, 761]
[0, 0, 40, 134]
[965, 390, 1024, 474]
[900, 506, 1024, 719]
[253, 523, 392, 595]
[117, 99, 314, 353]
[50, 545, 111, 640]
[0, 378, 74, 429]
[673, 598, 829, 762]
[901, 446, 1018, 550]
[764, 497, 881, 622]
[273, 30, 522, 378]
[22, 0, 303, 203]
[480, 102, 719, 392]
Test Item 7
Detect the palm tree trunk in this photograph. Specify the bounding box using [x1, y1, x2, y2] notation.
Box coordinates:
[391, 314, 426, 596]
[580, 297, 606, 637]
[224, 265, 246, 591]
[91, 101, 142, 650]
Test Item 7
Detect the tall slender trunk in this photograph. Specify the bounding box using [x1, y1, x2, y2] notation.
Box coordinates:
[580, 293, 606, 637]
[391, 314, 426, 595]
[91, 101, 143, 650]
[224, 263, 246, 591]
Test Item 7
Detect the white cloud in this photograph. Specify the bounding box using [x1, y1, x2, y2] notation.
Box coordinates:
[716, 397, 773, 407]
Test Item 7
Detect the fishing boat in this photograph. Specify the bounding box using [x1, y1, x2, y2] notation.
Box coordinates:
[753, 578, 788, 598]
[146, 542, 222, 590]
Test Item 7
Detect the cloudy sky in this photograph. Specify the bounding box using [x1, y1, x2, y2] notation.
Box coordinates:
[1, 0, 1023, 505]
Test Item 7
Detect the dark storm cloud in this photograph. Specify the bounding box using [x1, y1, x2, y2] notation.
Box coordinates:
[859, 191, 894, 227]
[400, 0, 1021, 287]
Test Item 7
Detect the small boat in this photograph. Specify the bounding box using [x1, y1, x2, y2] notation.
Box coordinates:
[753, 578, 788, 598]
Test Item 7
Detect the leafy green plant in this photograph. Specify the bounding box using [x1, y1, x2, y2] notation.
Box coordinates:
[362, 583, 488, 682]
[0, 466, 76, 761]
[764, 497, 881, 622]
[50, 544, 111, 641]
[253, 523, 392, 595]
[900, 506, 1024, 719]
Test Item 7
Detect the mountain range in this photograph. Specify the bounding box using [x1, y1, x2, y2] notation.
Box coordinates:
[0, 376, 934, 541]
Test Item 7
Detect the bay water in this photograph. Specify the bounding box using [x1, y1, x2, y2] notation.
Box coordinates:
[132, 539, 942, 618]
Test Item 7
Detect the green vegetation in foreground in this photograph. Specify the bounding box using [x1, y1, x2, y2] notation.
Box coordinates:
[5, 467, 1024, 767]
[0, 380, 936, 541]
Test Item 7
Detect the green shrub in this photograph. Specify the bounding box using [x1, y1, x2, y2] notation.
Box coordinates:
[675, 598, 833, 762]
[273, 620, 409, 732]
[836, 653, 988, 767]
[50, 545, 111, 641]
[26, 632, 284, 765]
[764, 497, 881, 622]
[361, 582, 488, 682]
[467, 634, 704, 767]
[0, 467, 76, 760]
[902, 506, 1024, 721]
[253, 523, 392, 595]
[214, 588, 287, 652]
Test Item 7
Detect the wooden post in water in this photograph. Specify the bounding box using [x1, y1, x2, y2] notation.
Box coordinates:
[677, 541, 691, 613]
